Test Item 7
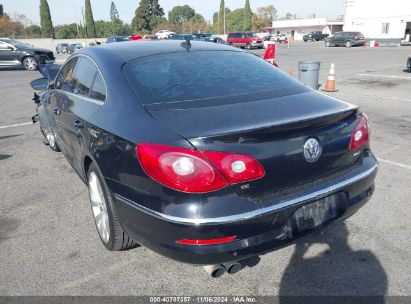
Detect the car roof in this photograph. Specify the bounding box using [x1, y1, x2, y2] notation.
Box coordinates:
[77, 40, 242, 63]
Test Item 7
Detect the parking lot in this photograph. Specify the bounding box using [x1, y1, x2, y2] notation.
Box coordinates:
[1, 41, 410, 297]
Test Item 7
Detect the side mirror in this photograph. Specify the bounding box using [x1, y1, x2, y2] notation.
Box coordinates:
[30, 78, 49, 91]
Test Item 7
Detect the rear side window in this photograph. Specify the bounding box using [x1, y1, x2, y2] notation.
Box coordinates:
[90, 72, 106, 101]
[55, 57, 79, 92]
[72, 57, 97, 97]
[123, 51, 303, 108]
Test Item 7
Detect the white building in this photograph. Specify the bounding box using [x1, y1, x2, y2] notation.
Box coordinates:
[344, 0, 411, 44]
[267, 18, 343, 41]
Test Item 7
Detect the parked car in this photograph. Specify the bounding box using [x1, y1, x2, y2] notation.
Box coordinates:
[203, 36, 226, 44]
[142, 35, 158, 40]
[303, 31, 328, 42]
[30, 41, 377, 278]
[263, 35, 276, 42]
[130, 35, 143, 41]
[169, 34, 196, 41]
[66, 43, 82, 54]
[56, 43, 69, 54]
[275, 34, 288, 42]
[227, 32, 264, 49]
[192, 32, 213, 40]
[325, 31, 365, 48]
[406, 56, 411, 70]
[106, 36, 130, 43]
[156, 30, 175, 39]
[0, 38, 55, 71]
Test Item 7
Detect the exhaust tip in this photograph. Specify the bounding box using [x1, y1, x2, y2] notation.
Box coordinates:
[226, 262, 241, 275]
[202, 265, 226, 278]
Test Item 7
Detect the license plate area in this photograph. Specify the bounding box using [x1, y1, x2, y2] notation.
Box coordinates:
[291, 193, 343, 233]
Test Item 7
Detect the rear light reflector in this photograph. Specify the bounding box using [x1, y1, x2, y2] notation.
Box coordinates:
[176, 236, 237, 245]
[349, 115, 370, 151]
[136, 143, 265, 193]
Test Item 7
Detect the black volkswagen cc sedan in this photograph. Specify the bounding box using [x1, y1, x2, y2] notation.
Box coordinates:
[30, 41, 378, 276]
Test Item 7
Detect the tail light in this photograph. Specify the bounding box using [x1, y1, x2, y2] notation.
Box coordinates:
[136, 143, 265, 193]
[349, 115, 370, 151]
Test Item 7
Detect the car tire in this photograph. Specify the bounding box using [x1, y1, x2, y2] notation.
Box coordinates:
[245, 43, 251, 50]
[345, 41, 352, 48]
[325, 41, 331, 47]
[41, 127, 60, 152]
[87, 163, 139, 251]
[22, 56, 38, 71]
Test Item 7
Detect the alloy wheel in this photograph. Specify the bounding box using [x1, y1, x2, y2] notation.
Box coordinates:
[23, 57, 38, 71]
[88, 172, 110, 244]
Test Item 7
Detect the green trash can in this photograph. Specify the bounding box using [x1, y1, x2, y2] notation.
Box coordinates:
[298, 61, 321, 90]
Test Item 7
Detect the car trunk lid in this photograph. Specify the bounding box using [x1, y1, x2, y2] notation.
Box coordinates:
[146, 91, 359, 202]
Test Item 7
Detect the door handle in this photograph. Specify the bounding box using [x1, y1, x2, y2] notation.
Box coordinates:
[53, 109, 61, 115]
[73, 120, 85, 129]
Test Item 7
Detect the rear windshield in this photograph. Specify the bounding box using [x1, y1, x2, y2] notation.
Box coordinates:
[123, 51, 303, 108]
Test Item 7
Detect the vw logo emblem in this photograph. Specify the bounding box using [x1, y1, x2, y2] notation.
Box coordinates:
[303, 138, 322, 163]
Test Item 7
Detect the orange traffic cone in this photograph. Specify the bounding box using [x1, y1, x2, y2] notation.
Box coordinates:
[263, 43, 276, 66]
[324, 63, 337, 92]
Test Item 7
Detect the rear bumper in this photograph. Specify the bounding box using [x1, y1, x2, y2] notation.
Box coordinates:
[112, 154, 378, 265]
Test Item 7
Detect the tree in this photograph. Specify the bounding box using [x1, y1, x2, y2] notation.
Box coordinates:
[252, 5, 278, 31]
[181, 13, 211, 33]
[24, 25, 42, 38]
[243, 0, 252, 31]
[55, 23, 79, 39]
[39, 0, 54, 38]
[227, 8, 245, 32]
[132, 0, 164, 33]
[85, 0, 96, 37]
[110, 1, 119, 21]
[256, 5, 277, 23]
[218, 0, 225, 34]
[168, 5, 195, 24]
[280, 12, 297, 20]
[95, 19, 132, 37]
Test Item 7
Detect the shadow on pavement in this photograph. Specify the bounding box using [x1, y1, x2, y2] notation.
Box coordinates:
[279, 221, 387, 303]
[0, 216, 20, 244]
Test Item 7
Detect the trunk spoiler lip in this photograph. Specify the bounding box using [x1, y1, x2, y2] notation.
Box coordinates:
[189, 106, 359, 140]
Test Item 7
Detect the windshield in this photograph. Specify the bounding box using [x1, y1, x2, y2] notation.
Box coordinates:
[8, 40, 32, 49]
[123, 51, 302, 107]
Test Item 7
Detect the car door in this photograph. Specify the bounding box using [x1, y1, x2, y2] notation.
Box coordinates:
[332, 32, 343, 45]
[0, 41, 19, 66]
[54, 56, 105, 174]
[239, 32, 247, 47]
[50, 57, 79, 159]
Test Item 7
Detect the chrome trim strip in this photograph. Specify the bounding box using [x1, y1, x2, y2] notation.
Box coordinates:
[114, 163, 378, 226]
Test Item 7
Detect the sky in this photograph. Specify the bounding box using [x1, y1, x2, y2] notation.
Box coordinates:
[0, 0, 344, 26]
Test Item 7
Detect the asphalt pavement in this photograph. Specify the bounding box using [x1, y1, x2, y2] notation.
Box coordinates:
[0, 41, 410, 297]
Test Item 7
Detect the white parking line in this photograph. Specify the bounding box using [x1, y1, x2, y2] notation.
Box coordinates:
[377, 96, 411, 102]
[357, 74, 411, 80]
[0, 122, 33, 130]
[378, 158, 411, 170]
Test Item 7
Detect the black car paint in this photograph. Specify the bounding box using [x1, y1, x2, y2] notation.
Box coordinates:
[0, 38, 55, 68]
[35, 41, 378, 265]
